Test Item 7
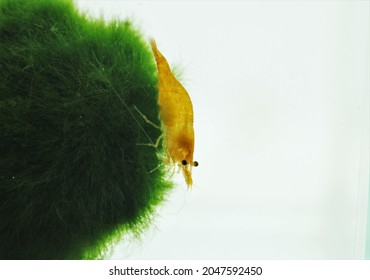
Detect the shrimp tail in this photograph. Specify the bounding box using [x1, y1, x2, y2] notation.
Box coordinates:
[149, 38, 171, 73]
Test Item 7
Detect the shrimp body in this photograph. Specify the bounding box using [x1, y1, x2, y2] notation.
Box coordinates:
[150, 39, 197, 187]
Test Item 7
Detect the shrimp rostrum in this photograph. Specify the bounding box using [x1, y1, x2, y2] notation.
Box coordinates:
[149, 39, 198, 187]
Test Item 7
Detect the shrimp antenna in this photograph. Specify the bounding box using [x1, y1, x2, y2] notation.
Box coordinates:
[108, 84, 157, 148]
[90, 50, 158, 149]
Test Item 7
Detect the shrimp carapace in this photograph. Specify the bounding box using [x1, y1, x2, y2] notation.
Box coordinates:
[149, 38, 198, 187]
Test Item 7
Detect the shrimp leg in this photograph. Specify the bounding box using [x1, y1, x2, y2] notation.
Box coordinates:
[136, 134, 163, 148]
[132, 105, 161, 130]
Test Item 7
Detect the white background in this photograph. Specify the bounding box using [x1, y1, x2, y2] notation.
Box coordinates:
[75, 0, 369, 259]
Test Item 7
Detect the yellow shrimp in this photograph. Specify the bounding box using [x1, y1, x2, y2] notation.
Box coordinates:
[149, 38, 198, 187]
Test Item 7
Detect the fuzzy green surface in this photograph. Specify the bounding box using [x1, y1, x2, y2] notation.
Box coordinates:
[0, 0, 172, 259]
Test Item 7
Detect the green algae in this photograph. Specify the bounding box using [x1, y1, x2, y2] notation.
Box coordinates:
[0, 0, 173, 259]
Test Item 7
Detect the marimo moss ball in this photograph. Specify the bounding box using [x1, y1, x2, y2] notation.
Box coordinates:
[0, 0, 173, 259]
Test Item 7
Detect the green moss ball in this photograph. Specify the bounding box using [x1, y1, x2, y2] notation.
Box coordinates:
[0, 0, 172, 259]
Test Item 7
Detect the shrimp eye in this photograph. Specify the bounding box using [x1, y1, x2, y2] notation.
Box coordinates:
[181, 160, 187, 166]
[193, 161, 199, 167]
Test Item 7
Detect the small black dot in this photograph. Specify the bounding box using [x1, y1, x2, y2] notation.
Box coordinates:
[182, 159, 187, 165]
[193, 161, 199, 167]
